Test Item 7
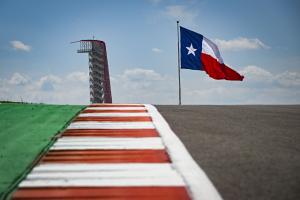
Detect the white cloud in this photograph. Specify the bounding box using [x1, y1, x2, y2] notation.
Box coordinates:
[240, 65, 300, 88]
[163, 5, 198, 27]
[1, 67, 300, 105]
[8, 73, 29, 85]
[214, 37, 269, 51]
[10, 40, 31, 52]
[36, 75, 61, 91]
[121, 68, 164, 81]
[276, 71, 300, 87]
[0, 71, 89, 104]
[111, 68, 177, 104]
[240, 65, 273, 82]
[111, 66, 298, 104]
[66, 71, 89, 83]
[152, 48, 163, 53]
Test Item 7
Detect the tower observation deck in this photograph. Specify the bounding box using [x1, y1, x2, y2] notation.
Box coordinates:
[76, 40, 112, 103]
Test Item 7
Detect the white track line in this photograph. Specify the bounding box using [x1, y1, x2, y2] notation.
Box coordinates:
[51, 137, 164, 150]
[146, 104, 222, 200]
[85, 107, 147, 110]
[67, 122, 155, 129]
[78, 113, 150, 117]
[20, 164, 185, 187]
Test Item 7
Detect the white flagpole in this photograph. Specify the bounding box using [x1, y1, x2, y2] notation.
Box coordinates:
[177, 21, 182, 105]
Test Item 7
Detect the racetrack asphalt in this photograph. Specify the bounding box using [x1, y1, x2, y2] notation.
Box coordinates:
[156, 105, 300, 200]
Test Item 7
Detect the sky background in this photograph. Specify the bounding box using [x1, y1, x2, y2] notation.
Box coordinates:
[0, 0, 299, 105]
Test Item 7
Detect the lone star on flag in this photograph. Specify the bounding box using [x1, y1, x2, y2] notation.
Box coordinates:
[186, 43, 197, 56]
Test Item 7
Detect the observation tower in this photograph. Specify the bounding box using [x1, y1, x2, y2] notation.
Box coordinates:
[74, 40, 112, 103]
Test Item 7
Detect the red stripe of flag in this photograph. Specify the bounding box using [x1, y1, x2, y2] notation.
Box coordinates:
[201, 53, 244, 81]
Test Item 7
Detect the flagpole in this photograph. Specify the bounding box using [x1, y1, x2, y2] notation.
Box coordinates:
[177, 21, 182, 105]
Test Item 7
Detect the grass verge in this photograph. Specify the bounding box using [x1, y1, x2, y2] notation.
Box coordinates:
[0, 103, 85, 199]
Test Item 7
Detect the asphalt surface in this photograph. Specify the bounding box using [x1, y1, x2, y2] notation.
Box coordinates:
[156, 105, 300, 200]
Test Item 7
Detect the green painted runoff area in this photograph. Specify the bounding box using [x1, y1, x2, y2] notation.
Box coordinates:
[0, 103, 84, 198]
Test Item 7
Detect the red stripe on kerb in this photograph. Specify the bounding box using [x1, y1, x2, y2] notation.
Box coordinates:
[82, 109, 147, 113]
[12, 187, 191, 199]
[41, 150, 170, 163]
[89, 104, 145, 107]
[74, 116, 152, 122]
[62, 129, 159, 137]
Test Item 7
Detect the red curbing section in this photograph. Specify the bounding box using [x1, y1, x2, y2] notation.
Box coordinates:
[62, 129, 159, 137]
[41, 150, 171, 163]
[13, 187, 190, 199]
[74, 116, 152, 122]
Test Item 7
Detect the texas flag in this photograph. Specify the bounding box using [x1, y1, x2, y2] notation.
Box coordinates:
[180, 26, 244, 81]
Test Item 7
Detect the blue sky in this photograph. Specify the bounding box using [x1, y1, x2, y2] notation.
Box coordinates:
[0, 0, 299, 104]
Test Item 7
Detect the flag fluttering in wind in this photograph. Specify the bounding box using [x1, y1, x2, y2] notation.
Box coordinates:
[180, 26, 244, 81]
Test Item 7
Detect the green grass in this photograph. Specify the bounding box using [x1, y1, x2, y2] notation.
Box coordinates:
[0, 103, 84, 198]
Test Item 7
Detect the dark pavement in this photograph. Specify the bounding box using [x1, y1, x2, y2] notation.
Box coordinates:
[156, 105, 300, 200]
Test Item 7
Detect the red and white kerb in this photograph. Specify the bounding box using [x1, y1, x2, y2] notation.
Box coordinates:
[12, 104, 222, 200]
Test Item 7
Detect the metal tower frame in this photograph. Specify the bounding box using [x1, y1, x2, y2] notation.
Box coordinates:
[76, 40, 112, 103]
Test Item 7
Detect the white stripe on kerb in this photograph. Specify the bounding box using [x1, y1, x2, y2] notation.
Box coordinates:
[32, 163, 174, 172]
[67, 122, 155, 129]
[20, 164, 185, 187]
[86, 107, 147, 110]
[19, 177, 184, 187]
[28, 169, 179, 179]
[51, 137, 164, 150]
[78, 113, 150, 117]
